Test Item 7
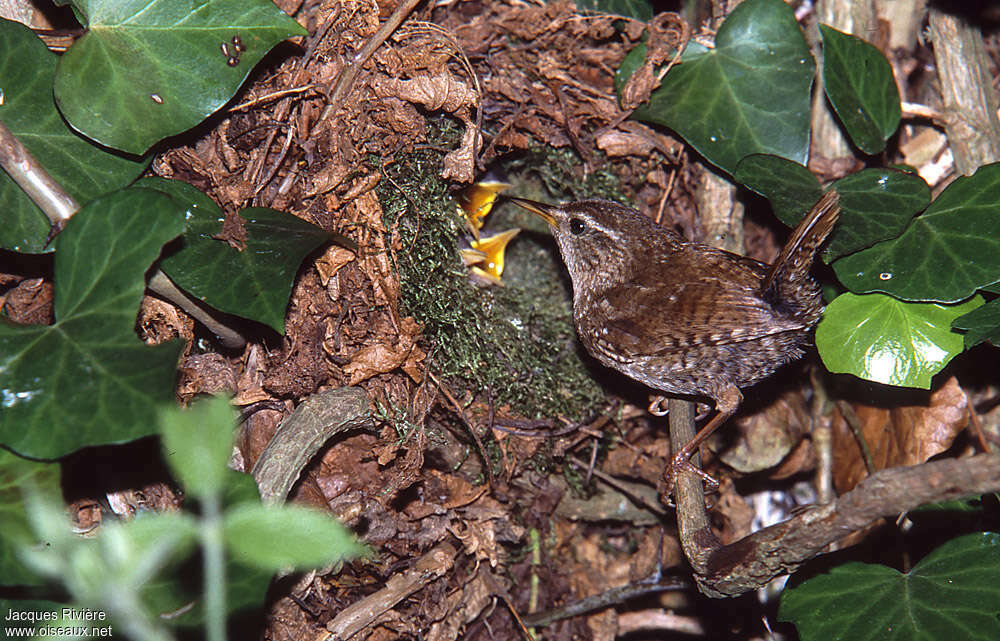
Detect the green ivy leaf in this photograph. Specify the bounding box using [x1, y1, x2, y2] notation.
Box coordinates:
[734, 154, 823, 225]
[734, 158, 929, 261]
[0, 188, 185, 459]
[820, 25, 901, 155]
[223, 503, 365, 571]
[833, 163, 1000, 302]
[54, 0, 306, 155]
[912, 495, 998, 515]
[0, 18, 148, 253]
[159, 396, 237, 500]
[816, 293, 982, 388]
[952, 297, 1000, 349]
[575, 0, 652, 20]
[143, 178, 332, 334]
[0, 450, 62, 587]
[629, 0, 813, 174]
[779, 532, 1000, 641]
[825, 168, 930, 260]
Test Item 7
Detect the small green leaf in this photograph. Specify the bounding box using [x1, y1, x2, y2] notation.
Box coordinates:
[575, 0, 652, 20]
[913, 495, 998, 515]
[816, 293, 983, 388]
[820, 25, 901, 155]
[952, 297, 1000, 349]
[146, 178, 332, 334]
[779, 532, 1000, 641]
[825, 168, 930, 260]
[54, 0, 307, 155]
[0, 450, 62, 587]
[833, 163, 1000, 302]
[734, 154, 823, 226]
[734, 158, 929, 262]
[159, 396, 237, 499]
[0, 18, 148, 253]
[0, 188, 185, 459]
[223, 504, 365, 571]
[629, 0, 814, 174]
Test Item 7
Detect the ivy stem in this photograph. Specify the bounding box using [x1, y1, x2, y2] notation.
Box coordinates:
[0, 117, 246, 349]
[0, 119, 77, 222]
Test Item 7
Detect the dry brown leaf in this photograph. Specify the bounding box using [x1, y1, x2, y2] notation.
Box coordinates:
[833, 376, 969, 493]
[595, 128, 657, 157]
[425, 569, 494, 641]
[314, 245, 357, 285]
[442, 123, 478, 183]
[448, 519, 501, 567]
[374, 74, 478, 114]
[715, 387, 811, 473]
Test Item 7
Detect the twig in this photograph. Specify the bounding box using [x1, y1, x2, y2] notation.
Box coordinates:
[146, 271, 247, 350]
[250, 387, 373, 505]
[316, 542, 458, 641]
[318, 0, 425, 127]
[0, 119, 77, 223]
[428, 371, 497, 492]
[522, 575, 690, 628]
[837, 400, 876, 477]
[566, 455, 668, 518]
[229, 85, 321, 112]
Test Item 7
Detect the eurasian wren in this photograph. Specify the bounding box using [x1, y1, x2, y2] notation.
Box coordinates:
[511, 191, 840, 482]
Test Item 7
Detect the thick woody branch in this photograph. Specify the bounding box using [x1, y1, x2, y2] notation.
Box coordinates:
[928, 9, 1000, 174]
[689, 453, 1000, 597]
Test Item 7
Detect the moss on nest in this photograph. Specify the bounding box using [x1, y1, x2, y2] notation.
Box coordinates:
[376, 140, 628, 420]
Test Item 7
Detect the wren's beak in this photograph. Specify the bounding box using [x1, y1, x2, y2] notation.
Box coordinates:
[508, 197, 558, 227]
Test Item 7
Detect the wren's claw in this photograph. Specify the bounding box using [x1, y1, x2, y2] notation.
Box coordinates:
[664, 453, 719, 500]
[648, 396, 670, 416]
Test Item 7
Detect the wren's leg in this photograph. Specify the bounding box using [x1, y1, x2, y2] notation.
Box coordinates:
[665, 385, 743, 495]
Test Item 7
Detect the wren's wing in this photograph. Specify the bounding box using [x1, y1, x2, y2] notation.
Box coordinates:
[591, 248, 806, 358]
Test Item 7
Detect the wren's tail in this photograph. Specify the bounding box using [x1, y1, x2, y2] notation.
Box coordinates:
[761, 190, 841, 316]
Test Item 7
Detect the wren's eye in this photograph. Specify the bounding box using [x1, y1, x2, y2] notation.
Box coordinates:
[569, 218, 587, 235]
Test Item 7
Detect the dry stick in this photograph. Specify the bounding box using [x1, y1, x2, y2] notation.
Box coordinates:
[836, 400, 877, 477]
[318, 0, 425, 128]
[0, 119, 76, 224]
[317, 542, 458, 641]
[428, 370, 497, 492]
[0, 119, 246, 348]
[566, 455, 669, 519]
[667, 398, 715, 575]
[522, 574, 690, 628]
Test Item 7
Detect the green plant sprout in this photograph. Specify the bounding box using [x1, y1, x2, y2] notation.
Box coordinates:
[13, 396, 364, 641]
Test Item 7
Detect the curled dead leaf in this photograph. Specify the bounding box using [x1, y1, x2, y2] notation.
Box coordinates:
[343, 316, 425, 385]
[442, 124, 478, 183]
[374, 74, 478, 114]
[832, 376, 969, 493]
[314, 245, 356, 285]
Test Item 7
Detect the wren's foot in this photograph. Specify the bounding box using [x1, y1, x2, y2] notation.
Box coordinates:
[664, 451, 719, 499]
[648, 395, 669, 416]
